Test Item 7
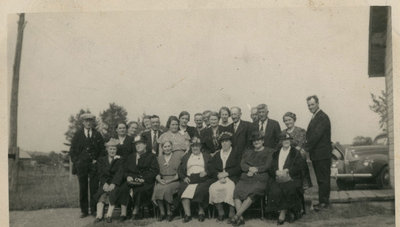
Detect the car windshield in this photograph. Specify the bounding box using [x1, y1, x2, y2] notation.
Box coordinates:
[345, 149, 359, 161]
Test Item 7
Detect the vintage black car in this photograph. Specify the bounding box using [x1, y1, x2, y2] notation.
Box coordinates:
[330, 140, 389, 190]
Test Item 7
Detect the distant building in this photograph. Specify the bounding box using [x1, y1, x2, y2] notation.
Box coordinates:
[19, 149, 36, 167]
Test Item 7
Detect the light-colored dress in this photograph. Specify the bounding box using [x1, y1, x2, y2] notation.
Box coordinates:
[209, 149, 235, 206]
[152, 153, 181, 204]
[181, 153, 205, 199]
[158, 131, 190, 157]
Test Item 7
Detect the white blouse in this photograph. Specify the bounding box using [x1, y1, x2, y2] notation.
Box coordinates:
[187, 153, 205, 175]
[278, 147, 290, 170]
[220, 148, 232, 170]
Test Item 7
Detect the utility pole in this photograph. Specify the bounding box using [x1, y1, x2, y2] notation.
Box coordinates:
[9, 13, 26, 191]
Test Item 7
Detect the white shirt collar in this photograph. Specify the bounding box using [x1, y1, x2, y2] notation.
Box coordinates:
[278, 147, 290, 170]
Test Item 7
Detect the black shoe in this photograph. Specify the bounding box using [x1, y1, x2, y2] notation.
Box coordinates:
[183, 215, 192, 223]
[132, 213, 142, 220]
[277, 219, 285, 225]
[233, 217, 245, 226]
[287, 212, 295, 223]
[198, 214, 205, 222]
[314, 203, 329, 212]
[93, 218, 103, 223]
[217, 215, 225, 222]
[119, 216, 128, 222]
[90, 211, 97, 217]
[106, 217, 112, 223]
[230, 215, 239, 225]
[157, 215, 166, 222]
[80, 213, 89, 218]
[167, 214, 174, 222]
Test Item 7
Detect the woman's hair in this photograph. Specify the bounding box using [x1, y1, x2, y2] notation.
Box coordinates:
[178, 111, 191, 121]
[209, 111, 220, 120]
[161, 140, 173, 149]
[219, 106, 231, 117]
[166, 116, 180, 129]
[115, 122, 127, 130]
[283, 112, 297, 122]
[127, 121, 139, 128]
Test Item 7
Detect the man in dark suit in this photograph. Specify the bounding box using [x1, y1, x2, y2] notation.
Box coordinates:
[304, 95, 332, 210]
[70, 113, 105, 218]
[227, 107, 253, 156]
[194, 113, 205, 138]
[142, 115, 163, 155]
[252, 104, 281, 149]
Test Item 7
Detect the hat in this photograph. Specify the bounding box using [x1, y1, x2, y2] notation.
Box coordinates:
[218, 132, 233, 142]
[105, 138, 119, 147]
[80, 113, 96, 120]
[190, 137, 202, 147]
[279, 133, 293, 141]
[133, 135, 146, 145]
[250, 131, 264, 142]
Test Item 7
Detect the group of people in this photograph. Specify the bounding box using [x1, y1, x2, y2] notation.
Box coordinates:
[69, 95, 332, 225]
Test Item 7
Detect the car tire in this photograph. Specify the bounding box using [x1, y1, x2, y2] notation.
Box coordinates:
[336, 179, 355, 190]
[376, 166, 390, 189]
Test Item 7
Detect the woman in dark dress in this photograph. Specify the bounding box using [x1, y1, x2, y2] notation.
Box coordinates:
[119, 135, 159, 220]
[201, 111, 226, 156]
[114, 122, 134, 159]
[152, 140, 182, 222]
[231, 132, 274, 226]
[178, 137, 213, 223]
[219, 106, 231, 130]
[282, 112, 312, 190]
[208, 132, 241, 222]
[178, 111, 197, 139]
[93, 139, 125, 223]
[267, 133, 305, 225]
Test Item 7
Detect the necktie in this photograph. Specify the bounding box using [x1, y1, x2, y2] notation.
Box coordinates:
[260, 120, 265, 132]
[234, 123, 238, 133]
[152, 132, 157, 150]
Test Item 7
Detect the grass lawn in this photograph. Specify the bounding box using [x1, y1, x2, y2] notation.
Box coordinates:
[9, 167, 79, 210]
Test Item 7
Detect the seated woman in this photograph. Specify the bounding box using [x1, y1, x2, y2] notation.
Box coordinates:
[231, 132, 274, 226]
[158, 116, 190, 157]
[152, 140, 182, 222]
[208, 132, 241, 222]
[178, 137, 213, 223]
[267, 133, 305, 225]
[93, 139, 125, 223]
[119, 135, 159, 220]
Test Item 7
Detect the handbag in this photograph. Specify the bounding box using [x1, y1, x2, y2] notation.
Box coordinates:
[276, 170, 292, 183]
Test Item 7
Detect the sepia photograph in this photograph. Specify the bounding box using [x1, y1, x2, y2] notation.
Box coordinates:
[4, 1, 398, 227]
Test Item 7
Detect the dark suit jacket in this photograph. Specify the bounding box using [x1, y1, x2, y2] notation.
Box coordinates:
[208, 148, 241, 183]
[142, 130, 163, 155]
[179, 126, 197, 139]
[97, 156, 123, 186]
[70, 128, 105, 176]
[252, 119, 281, 149]
[305, 110, 332, 161]
[200, 126, 228, 154]
[178, 151, 211, 180]
[227, 120, 253, 156]
[115, 136, 134, 159]
[121, 152, 159, 185]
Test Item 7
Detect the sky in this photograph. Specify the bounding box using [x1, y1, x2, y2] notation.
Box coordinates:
[7, 7, 386, 152]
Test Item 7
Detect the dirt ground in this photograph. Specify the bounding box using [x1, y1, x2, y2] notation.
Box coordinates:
[10, 203, 395, 227]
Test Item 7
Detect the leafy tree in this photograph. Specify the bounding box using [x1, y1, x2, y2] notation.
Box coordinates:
[369, 90, 387, 132]
[352, 136, 373, 146]
[98, 103, 128, 141]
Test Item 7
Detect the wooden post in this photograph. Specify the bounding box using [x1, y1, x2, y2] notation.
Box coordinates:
[9, 13, 26, 191]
